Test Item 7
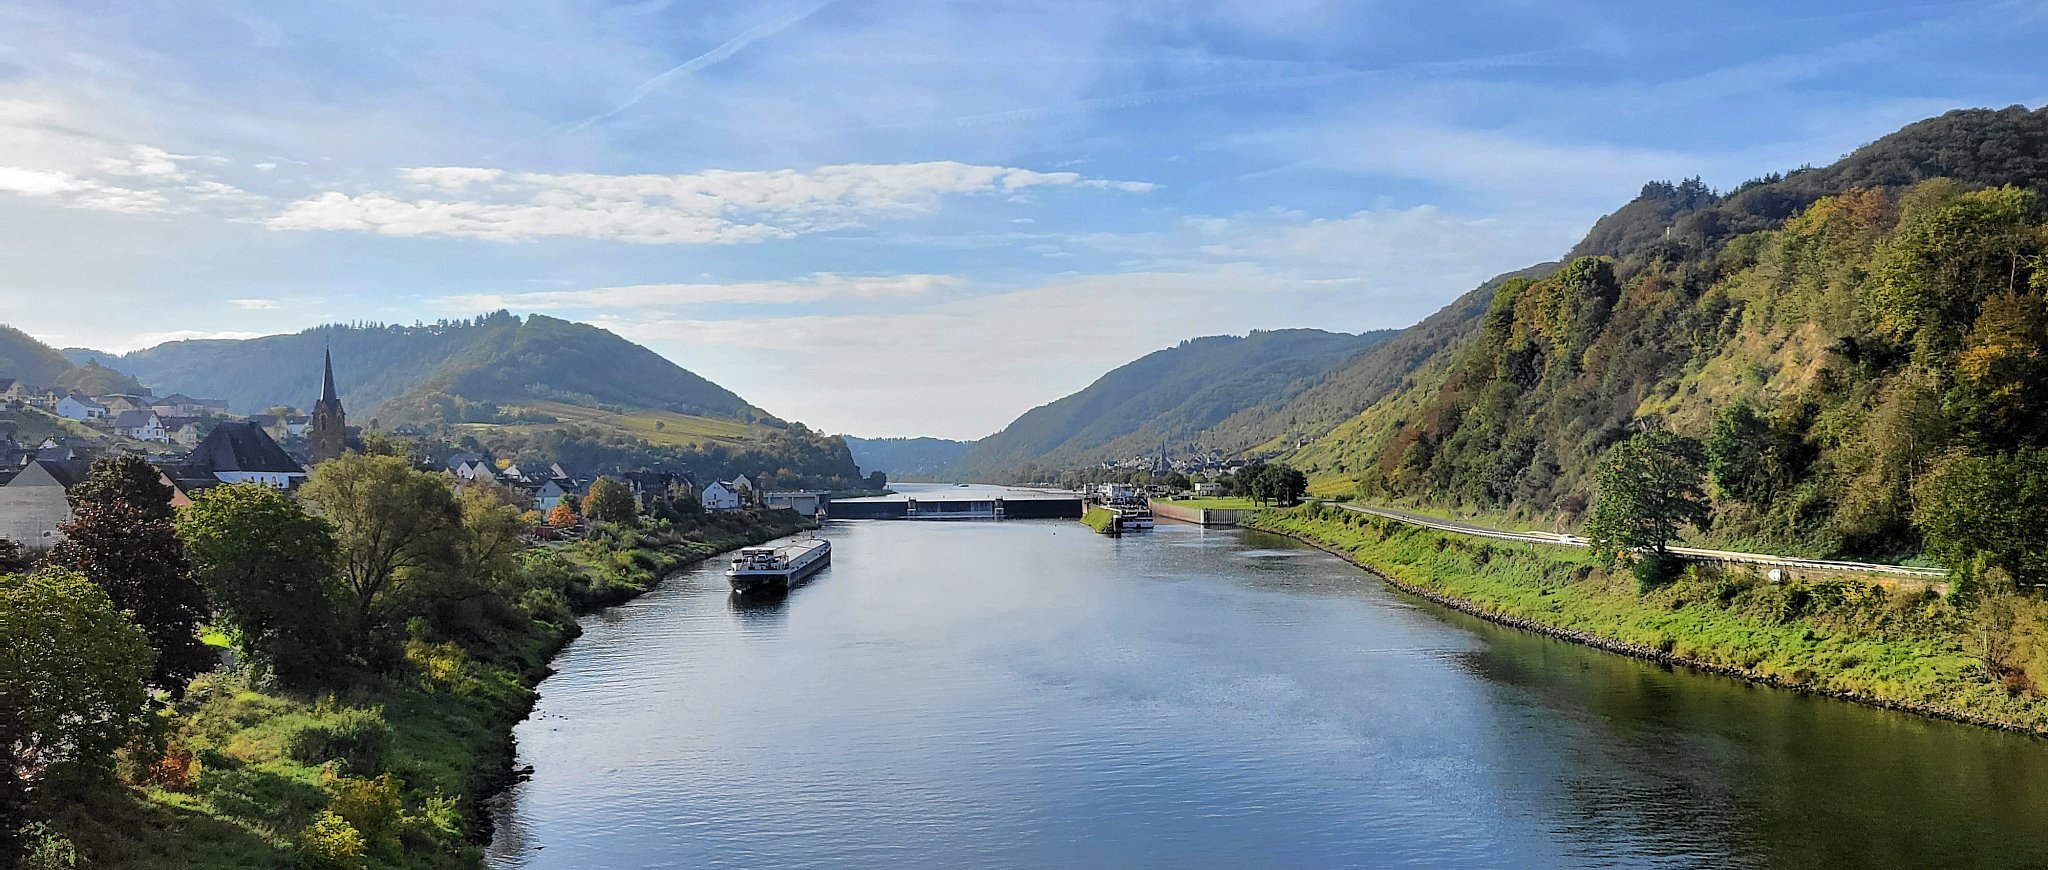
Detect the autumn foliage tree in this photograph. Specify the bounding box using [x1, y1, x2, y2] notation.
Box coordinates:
[49, 456, 210, 690]
[583, 477, 637, 525]
[546, 502, 577, 527]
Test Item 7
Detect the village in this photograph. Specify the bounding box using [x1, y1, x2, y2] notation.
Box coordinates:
[0, 352, 825, 550]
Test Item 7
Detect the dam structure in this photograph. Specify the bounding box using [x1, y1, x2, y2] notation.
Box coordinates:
[830, 483, 1085, 521]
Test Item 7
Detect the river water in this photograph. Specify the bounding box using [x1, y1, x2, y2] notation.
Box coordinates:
[487, 497, 2048, 868]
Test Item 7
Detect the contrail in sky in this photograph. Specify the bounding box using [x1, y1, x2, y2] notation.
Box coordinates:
[490, 0, 839, 157]
[563, 0, 841, 134]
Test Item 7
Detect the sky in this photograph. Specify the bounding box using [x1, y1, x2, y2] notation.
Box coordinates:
[0, 1, 2043, 439]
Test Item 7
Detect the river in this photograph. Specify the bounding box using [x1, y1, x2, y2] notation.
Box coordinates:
[487, 493, 2048, 868]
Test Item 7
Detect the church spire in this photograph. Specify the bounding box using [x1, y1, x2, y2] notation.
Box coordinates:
[320, 345, 338, 404]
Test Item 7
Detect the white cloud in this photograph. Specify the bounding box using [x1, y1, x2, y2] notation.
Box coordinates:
[435, 272, 957, 311]
[228, 298, 283, 310]
[267, 161, 1152, 244]
[123, 329, 267, 349]
[96, 145, 185, 178]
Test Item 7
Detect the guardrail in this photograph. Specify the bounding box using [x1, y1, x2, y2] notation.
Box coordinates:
[1328, 502, 1947, 579]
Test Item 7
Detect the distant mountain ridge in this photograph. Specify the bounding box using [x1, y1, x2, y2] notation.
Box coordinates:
[946, 328, 1394, 480]
[842, 436, 973, 480]
[67, 312, 768, 424]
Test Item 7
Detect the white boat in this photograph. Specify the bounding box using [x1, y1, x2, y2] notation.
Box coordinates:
[727, 538, 831, 594]
[1108, 502, 1154, 530]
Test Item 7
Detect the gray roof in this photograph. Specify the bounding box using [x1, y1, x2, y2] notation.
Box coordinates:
[191, 422, 304, 475]
[111, 409, 158, 428]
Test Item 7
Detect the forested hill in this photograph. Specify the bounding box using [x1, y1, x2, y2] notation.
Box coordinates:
[843, 436, 973, 480]
[73, 312, 766, 423]
[1285, 104, 2048, 564]
[0, 324, 75, 387]
[948, 328, 1393, 480]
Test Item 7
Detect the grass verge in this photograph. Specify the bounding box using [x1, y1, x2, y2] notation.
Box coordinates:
[1243, 504, 2048, 735]
[46, 510, 812, 868]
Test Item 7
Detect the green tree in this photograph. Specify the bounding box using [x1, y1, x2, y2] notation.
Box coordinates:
[50, 458, 210, 690]
[0, 538, 26, 575]
[583, 477, 638, 525]
[1706, 403, 1772, 502]
[66, 454, 173, 521]
[1946, 290, 2048, 451]
[1870, 185, 2044, 359]
[1912, 447, 2048, 591]
[176, 483, 346, 687]
[0, 567, 153, 775]
[1585, 431, 1710, 563]
[299, 454, 463, 642]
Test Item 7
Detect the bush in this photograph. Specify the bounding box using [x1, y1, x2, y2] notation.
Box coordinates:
[297, 811, 366, 870]
[287, 709, 392, 774]
[19, 823, 77, 870]
[324, 770, 403, 852]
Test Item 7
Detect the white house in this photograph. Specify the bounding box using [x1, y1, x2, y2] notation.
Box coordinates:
[701, 480, 741, 511]
[55, 394, 107, 420]
[112, 410, 169, 443]
[1192, 482, 1224, 497]
[454, 460, 497, 482]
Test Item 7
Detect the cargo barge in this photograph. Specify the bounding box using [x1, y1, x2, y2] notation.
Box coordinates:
[726, 538, 831, 594]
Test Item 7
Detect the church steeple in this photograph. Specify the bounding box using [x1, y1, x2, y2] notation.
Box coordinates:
[320, 346, 338, 405]
[309, 345, 348, 464]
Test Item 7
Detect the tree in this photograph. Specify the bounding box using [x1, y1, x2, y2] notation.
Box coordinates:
[0, 568, 153, 777]
[176, 484, 346, 687]
[546, 502, 577, 527]
[583, 477, 637, 525]
[1585, 431, 1710, 564]
[299, 454, 463, 641]
[0, 538, 26, 576]
[1946, 291, 2048, 451]
[1912, 447, 2048, 593]
[66, 454, 173, 521]
[1870, 186, 2044, 359]
[50, 458, 210, 691]
[1706, 403, 1772, 502]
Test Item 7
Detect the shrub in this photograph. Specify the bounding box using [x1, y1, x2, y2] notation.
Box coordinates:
[21, 823, 78, 870]
[297, 811, 366, 870]
[324, 770, 404, 852]
[287, 709, 392, 774]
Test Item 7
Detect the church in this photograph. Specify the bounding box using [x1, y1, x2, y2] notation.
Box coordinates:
[308, 348, 349, 464]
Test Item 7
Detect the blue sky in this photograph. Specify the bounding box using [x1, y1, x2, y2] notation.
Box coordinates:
[0, 0, 2042, 438]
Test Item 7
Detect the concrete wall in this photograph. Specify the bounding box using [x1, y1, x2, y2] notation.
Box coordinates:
[0, 485, 71, 550]
[1150, 501, 1247, 527]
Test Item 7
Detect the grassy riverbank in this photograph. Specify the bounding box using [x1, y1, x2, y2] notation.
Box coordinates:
[1081, 506, 1119, 534]
[1244, 505, 2048, 734]
[44, 510, 811, 869]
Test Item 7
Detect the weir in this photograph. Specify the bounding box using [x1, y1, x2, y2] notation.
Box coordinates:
[829, 486, 1085, 520]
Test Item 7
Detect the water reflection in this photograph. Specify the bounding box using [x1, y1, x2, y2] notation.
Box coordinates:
[491, 519, 2048, 869]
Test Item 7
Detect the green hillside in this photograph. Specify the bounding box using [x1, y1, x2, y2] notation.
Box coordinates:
[949, 328, 1393, 480]
[1285, 105, 2048, 565]
[1200, 262, 1559, 455]
[843, 435, 973, 479]
[46, 312, 867, 489]
[0, 323, 74, 388]
[76, 311, 766, 424]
